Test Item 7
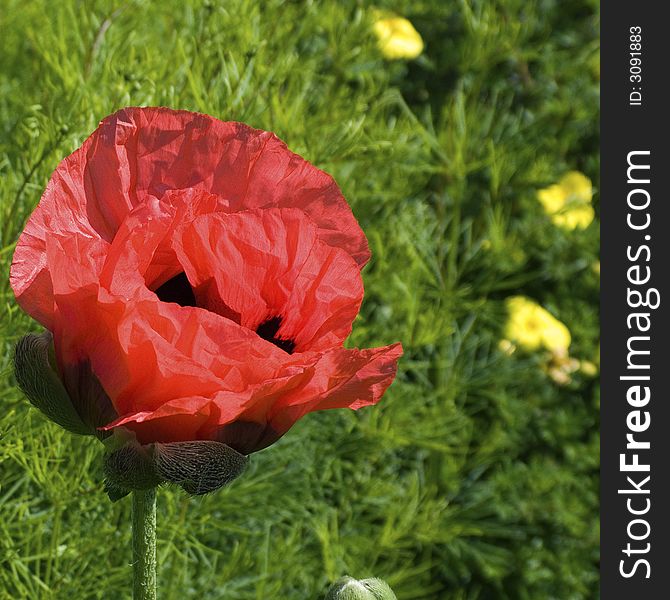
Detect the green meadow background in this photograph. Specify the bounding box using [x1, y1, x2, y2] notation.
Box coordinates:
[0, 1, 599, 598]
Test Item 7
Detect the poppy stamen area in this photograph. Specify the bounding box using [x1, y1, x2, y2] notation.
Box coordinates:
[256, 316, 296, 354]
[154, 272, 197, 307]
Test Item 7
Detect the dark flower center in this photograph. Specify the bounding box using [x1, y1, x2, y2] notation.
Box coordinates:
[154, 272, 196, 307]
[155, 274, 296, 354]
[256, 316, 295, 354]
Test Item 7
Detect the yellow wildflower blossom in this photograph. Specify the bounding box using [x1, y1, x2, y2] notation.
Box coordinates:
[373, 16, 424, 60]
[537, 171, 594, 230]
[592, 261, 600, 276]
[580, 360, 599, 377]
[504, 296, 571, 353]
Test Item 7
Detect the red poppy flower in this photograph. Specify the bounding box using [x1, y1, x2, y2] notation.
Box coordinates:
[11, 107, 402, 462]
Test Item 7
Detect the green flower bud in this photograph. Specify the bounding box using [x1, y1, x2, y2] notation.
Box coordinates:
[14, 331, 117, 438]
[325, 577, 397, 600]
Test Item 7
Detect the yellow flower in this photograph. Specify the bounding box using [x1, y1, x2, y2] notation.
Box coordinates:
[537, 171, 594, 230]
[592, 260, 600, 276]
[504, 296, 571, 353]
[373, 17, 424, 60]
[498, 339, 516, 355]
[558, 171, 593, 201]
[552, 205, 595, 229]
[580, 360, 598, 377]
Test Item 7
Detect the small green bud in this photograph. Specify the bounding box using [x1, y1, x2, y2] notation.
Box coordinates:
[14, 331, 117, 438]
[14, 332, 91, 435]
[325, 577, 397, 600]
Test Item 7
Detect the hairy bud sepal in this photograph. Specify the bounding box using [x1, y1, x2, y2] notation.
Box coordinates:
[14, 331, 117, 439]
[14, 332, 91, 435]
[104, 439, 248, 501]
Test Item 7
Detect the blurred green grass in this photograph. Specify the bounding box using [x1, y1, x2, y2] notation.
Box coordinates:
[0, 1, 599, 598]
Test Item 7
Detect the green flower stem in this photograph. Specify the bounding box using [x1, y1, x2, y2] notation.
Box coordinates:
[132, 488, 157, 600]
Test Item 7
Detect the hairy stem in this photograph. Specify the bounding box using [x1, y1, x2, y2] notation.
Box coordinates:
[132, 488, 157, 600]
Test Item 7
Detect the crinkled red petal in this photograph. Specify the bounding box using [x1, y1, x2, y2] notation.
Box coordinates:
[11, 107, 369, 328]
